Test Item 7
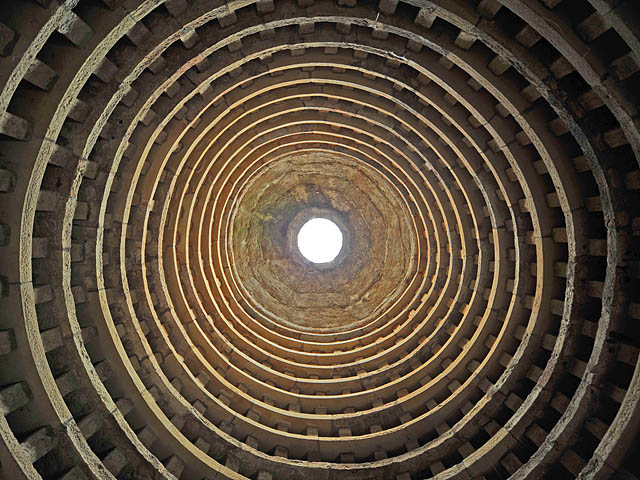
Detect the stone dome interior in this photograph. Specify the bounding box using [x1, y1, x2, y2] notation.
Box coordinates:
[0, 0, 638, 479]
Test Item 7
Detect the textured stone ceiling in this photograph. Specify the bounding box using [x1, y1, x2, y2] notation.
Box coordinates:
[0, 0, 639, 479]
[229, 151, 418, 332]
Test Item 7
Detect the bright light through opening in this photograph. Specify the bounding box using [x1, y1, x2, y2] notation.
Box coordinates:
[297, 218, 343, 264]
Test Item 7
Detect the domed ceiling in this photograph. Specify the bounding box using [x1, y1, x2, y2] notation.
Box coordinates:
[0, 0, 638, 479]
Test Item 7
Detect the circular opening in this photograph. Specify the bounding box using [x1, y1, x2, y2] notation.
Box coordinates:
[297, 217, 343, 264]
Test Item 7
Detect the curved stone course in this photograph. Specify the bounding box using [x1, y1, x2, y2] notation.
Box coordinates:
[0, 0, 638, 479]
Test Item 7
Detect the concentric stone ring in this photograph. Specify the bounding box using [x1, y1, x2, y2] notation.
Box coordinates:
[0, 1, 638, 479]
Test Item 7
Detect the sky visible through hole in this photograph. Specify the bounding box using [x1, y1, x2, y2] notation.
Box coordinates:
[297, 217, 343, 263]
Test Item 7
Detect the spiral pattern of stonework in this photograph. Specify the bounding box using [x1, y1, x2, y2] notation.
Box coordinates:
[0, 1, 638, 479]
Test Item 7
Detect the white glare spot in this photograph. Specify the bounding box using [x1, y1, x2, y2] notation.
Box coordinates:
[297, 218, 343, 264]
